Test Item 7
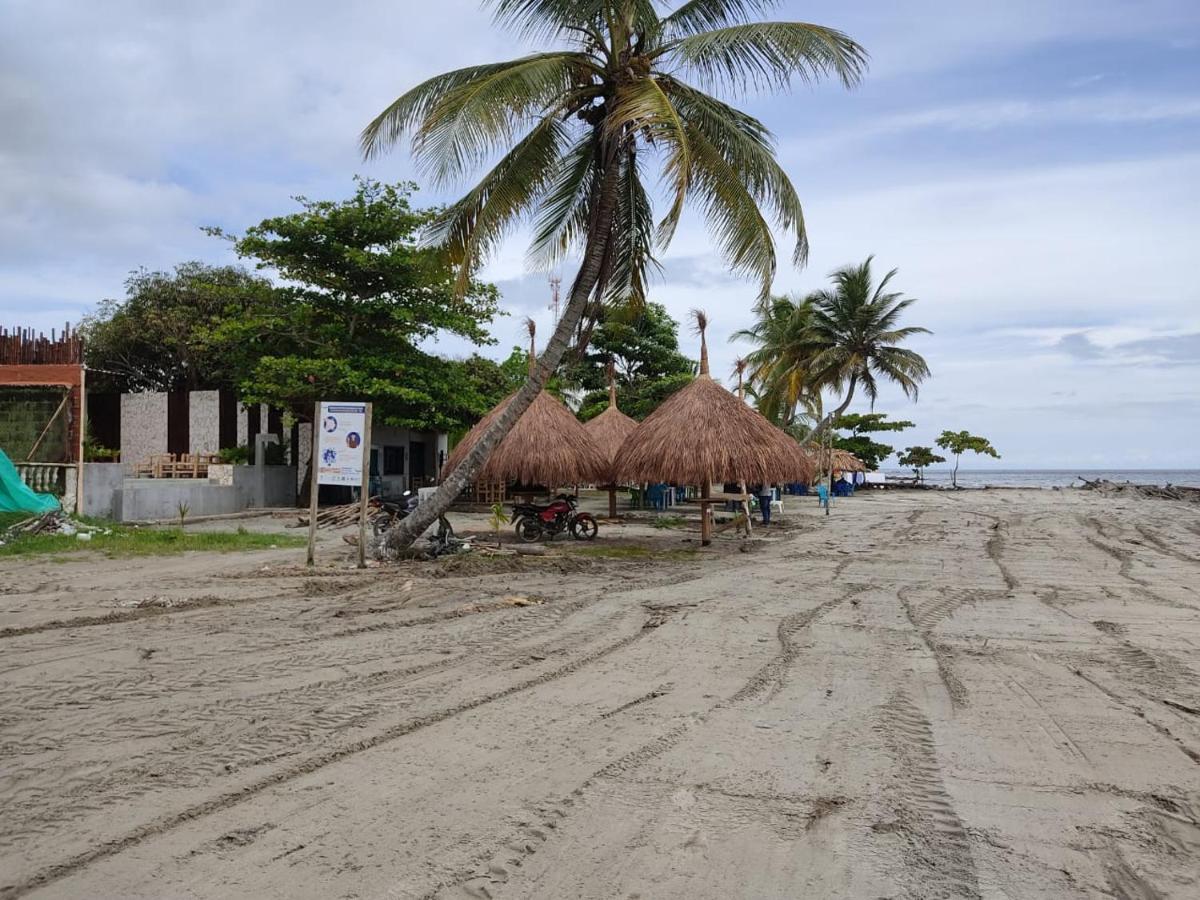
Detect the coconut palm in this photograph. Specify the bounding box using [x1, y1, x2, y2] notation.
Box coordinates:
[806, 256, 931, 437]
[731, 293, 824, 428]
[361, 0, 868, 548]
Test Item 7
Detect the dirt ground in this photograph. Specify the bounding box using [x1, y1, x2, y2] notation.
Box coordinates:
[2, 489, 1199, 899]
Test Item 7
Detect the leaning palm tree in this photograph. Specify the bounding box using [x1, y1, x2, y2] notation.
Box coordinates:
[806, 256, 931, 437]
[732, 292, 824, 428]
[362, 0, 867, 548]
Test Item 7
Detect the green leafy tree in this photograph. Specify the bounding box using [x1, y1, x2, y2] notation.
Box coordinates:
[831, 412, 914, 471]
[935, 430, 1000, 488]
[571, 302, 694, 420]
[205, 178, 501, 432]
[81, 263, 273, 393]
[362, 0, 867, 548]
[897, 445, 945, 483]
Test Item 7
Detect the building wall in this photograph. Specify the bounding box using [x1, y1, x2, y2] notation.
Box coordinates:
[120, 392, 167, 465]
[81, 462, 124, 518]
[293, 420, 445, 497]
[189, 390, 221, 454]
[0, 386, 71, 461]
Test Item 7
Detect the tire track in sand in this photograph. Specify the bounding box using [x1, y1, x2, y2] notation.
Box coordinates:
[730, 583, 869, 705]
[882, 692, 980, 899]
[0, 613, 663, 900]
[898, 586, 994, 708]
[435, 587, 869, 897]
[3, 604, 639, 856]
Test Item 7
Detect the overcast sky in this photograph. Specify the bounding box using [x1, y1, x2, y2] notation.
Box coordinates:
[3, 0, 1198, 468]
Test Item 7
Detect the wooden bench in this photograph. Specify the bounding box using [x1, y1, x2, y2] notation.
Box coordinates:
[131, 452, 223, 479]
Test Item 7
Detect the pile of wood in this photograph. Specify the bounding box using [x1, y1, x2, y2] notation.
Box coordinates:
[0, 510, 106, 545]
[1, 511, 64, 539]
[1077, 478, 1200, 503]
[291, 502, 367, 529]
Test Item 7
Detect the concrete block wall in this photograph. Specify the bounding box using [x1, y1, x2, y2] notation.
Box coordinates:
[120, 392, 167, 465]
[189, 390, 221, 455]
[0, 387, 71, 461]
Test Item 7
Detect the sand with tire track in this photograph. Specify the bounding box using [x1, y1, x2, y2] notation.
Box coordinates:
[2, 489, 1199, 899]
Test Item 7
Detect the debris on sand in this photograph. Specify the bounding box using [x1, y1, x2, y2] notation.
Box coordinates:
[0, 511, 110, 546]
[1076, 477, 1200, 503]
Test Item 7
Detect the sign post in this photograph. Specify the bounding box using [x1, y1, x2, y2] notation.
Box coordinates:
[307, 401, 369, 567]
[356, 403, 373, 568]
[306, 402, 320, 567]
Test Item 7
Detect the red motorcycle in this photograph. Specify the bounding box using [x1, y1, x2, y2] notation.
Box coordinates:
[511, 494, 598, 543]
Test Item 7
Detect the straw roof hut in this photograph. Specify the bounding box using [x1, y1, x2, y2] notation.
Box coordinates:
[442, 321, 608, 489]
[616, 312, 812, 543]
[832, 449, 866, 472]
[583, 360, 638, 518]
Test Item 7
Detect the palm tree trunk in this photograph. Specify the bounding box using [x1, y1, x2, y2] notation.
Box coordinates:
[384, 148, 622, 551]
[808, 374, 858, 442]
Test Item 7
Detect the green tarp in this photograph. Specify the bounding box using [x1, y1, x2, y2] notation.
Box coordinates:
[0, 448, 61, 514]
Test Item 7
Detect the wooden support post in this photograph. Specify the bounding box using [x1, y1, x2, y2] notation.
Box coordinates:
[738, 481, 752, 537]
[306, 404, 320, 567]
[25, 390, 71, 462]
[76, 368, 86, 516]
[357, 402, 373, 569]
[700, 481, 711, 546]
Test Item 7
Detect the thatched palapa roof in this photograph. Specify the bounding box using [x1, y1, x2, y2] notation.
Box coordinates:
[442, 321, 608, 487]
[616, 311, 813, 486]
[832, 449, 866, 472]
[583, 361, 638, 485]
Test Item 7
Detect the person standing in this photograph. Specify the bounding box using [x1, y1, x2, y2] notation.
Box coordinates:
[756, 483, 775, 525]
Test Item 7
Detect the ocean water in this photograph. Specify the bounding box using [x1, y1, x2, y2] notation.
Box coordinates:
[877, 469, 1200, 489]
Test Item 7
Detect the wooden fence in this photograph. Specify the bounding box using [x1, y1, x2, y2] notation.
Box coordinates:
[0, 324, 83, 365]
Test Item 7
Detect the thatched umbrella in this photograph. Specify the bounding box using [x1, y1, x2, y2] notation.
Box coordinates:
[832, 449, 866, 472]
[583, 360, 638, 518]
[617, 311, 812, 544]
[443, 321, 608, 490]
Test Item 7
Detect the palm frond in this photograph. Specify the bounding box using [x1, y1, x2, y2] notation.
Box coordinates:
[663, 0, 782, 38]
[414, 53, 594, 185]
[361, 60, 532, 159]
[666, 21, 867, 93]
[682, 120, 776, 296]
[600, 147, 659, 305]
[526, 132, 600, 268]
[665, 76, 807, 264]
[605, 77, 692, 246]
[487, 0, 610, 40]
[426, 117, 572, 293]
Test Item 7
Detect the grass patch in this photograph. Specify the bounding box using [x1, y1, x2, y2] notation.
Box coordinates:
[649, 515, 687, 530]
[0, 520, 305, 559]
[569, 545, 698, 561]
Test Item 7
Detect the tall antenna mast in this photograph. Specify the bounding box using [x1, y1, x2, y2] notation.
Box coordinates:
[548, 275, 561, 323]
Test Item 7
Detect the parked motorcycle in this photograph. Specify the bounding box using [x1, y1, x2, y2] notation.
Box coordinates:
[369, 490, 419, 538]
[511, 494, 598, 543]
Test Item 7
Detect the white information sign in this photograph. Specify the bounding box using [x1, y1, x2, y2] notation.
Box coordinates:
[316, 402, 368, 486]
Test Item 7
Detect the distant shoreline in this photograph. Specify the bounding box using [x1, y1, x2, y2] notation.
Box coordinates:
[877, 469, 1200, 489]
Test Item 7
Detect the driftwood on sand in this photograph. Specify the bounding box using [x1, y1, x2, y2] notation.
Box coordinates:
[1076, 477, 1200, 503]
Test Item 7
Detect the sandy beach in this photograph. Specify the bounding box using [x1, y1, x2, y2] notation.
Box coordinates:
[2, 488, 1199, 899]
